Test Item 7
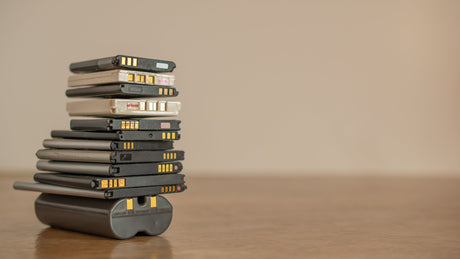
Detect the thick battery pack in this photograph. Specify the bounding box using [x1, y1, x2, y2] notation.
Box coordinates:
[13, 181, 186, 199]
[34, 173, 185, 190]
[67, 99, 181, 117]
[43, 139, 173, 151]
[70, 119, 181, 131]
[36, 160, 183, 176]
[51, 130, 180, 141]
[66, 84, 178, 98]
[68, 69, 175, 87]
[69, 55, 176, 73]
[36, 149, 184, 163]
[35, 194, 172, 239]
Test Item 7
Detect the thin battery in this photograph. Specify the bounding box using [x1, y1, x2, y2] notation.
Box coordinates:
[13, 181, 187, 199]
[42, 139, 173, 151]
[51, 130, 180, 141]
[36, 160, 183, 176]
[68, 69, 175, 87]
[33, 173, 185, 190]
[36, 149, 185, 163]
[69, 55, 176, 73]
[66, 84, 178, 98]
[70, 119, 181, 131]
[67, 99, 181, 118]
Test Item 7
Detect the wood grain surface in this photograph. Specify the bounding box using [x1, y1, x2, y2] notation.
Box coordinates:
[1, 174, 460, 259]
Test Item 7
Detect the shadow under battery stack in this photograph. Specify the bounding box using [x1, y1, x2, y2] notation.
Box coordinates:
[14, 55, 186, 239]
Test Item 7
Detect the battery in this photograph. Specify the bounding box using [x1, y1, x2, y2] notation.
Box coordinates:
[51, 130, 180, 141]
[36, 149, 185, 163]
[34, 173, 184, 190]
[69, 55, 176, 73]
[36, 160, 183, 176]
[13, 181, 186, 199]
[67, 99, 181, 117]
[66, 84, 179, 98]
[35, 194, 172, 239]
[42, 139, 173, 151]
[70, 119, 181, 131]
[68, 69, 175, 87]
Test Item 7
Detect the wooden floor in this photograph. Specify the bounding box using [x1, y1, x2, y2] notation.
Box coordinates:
[1, 174, 460, 258]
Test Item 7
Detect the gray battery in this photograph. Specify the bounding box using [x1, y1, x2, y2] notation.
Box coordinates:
[35, 194, 172, 239]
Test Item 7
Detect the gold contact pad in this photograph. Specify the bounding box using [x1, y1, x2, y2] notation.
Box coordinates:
[121, 121, 139, 130]
[123, 142, 134, 150]
[162, 132, 176, 140]
[160, 185, 176, 193]
[150, 196, 157, 207]
[136, 75, 146, 83]
[127, 198, 133, 210]
[99, 178, 126, 189]
[157, 163, 174, 173]
[121, 56, 138, 67]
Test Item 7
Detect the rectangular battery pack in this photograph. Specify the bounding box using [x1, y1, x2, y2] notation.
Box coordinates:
[51, 130, 180, 141]
[68, 69, 175, 87]
[35, 194, 173, 239]
[70, 119, 181, 131]
[43, 139, 173, 151]
[14, 181, 185, 199]
[69, 55, 176, 73]
[36, 160, 183, 176]
[66, 84, 178, 98]
[36, 149, 184, 163]
[34, 173, 184, 190]
[67, 99, 181, 117]
[35, 194, 172, 239]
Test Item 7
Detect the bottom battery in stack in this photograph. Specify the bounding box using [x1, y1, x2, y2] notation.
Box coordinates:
[35, 194, 172, 239]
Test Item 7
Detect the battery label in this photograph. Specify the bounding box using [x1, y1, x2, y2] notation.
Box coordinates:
[156, 63, 169, 69]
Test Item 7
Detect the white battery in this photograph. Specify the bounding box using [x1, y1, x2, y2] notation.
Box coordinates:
[68, 69, 175, 87]
[67, 99, 181, 117]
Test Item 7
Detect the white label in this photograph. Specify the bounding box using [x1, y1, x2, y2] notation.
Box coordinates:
[158, 101, 166, 111]
[147, 101, 157, 111]
[156, 63, 169, 69]
[138, 101, 146, 111]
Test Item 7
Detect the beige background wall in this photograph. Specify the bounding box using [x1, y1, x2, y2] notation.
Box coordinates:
[1, 0, 459, 175]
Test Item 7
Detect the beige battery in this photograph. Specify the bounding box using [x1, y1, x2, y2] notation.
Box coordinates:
[67, 99, 181, 117]
[68, 69, 175, 87]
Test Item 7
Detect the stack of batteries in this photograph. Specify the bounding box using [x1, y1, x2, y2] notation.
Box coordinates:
[14, 55, 186, 239]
